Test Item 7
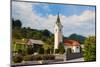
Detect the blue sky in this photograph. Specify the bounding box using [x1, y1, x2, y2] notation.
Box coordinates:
[33, 3, 95, 16]
[12, 1, 96, 37]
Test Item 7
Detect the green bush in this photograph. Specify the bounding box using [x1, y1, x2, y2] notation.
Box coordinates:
[42, 55, 48, 60]
[27, 46, 34, 55]
[48, 55, 55, 60]
[23, 55, 33, 61]
[83, 36, 96, 61]
[55, 49, 59, 54]
[58, 44, 65, 54]
[23, 55, 42, 61]
[22, 54, 55, 61]
[67, 48, 72, 54]
[32, 55, 42, 61]
[38, 47, 44, 54]
[43, 54, 55, 60]
[13, 54, 23, 63]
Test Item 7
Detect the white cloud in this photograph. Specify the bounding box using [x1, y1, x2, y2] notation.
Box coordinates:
[60, 10, 95, 37]
[12, 1, 95, 37]
[12, 1, 40, 27]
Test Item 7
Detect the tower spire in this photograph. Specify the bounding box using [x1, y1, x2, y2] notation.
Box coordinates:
[54, 12, 63, 54]
[58, 12, 59, 18]
[56, 12, 60, 24]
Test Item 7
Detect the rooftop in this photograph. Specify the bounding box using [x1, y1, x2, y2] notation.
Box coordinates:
[64, 39, 80, 46]
[27, 39, 44, 45]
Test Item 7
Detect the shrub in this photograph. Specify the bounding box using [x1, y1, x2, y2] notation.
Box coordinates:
[55, 49, 59, 54]
[17, 49, 22, 54]
[58, 44, 65, 54]
[22, 54, 55, 61]
[67, 48, 72, 54]
[23, 55, 42, 61]
[17, 49, 26, 56]
[84, 36, 96, 61]
[13, 54, 23, 63]
[23, 55, 33, 61]
[27, 46, 34, 55]
[38, 47, 44, 54]
[42, 55, 48, 60]
[43, 54, 55, 60]
[50, 55, 55, 60]
[48, 55, 55, 60]
[33, 55, 42, 61]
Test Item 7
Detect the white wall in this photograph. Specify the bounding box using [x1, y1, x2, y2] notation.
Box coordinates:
[54, 24, 59, 49]
[72, 46, 80, 53]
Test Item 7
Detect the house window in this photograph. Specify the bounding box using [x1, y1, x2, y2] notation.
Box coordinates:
[76, 46, 79, 49]
[76, 46, 79, 50]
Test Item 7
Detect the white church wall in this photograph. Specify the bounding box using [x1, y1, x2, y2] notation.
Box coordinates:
[72, 46, 80, 53]
[54, 24, 59, 49]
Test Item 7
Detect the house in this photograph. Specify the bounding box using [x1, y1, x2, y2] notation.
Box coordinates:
[12, 39, 28, 52]
[27, 39, 44, 53]
[12, 39, 44, 53]
[27, 39, 44, 46]
[64, 39, 80, 53]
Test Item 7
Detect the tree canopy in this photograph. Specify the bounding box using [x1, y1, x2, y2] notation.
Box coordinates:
[12, 19, 22, 28]
[83, 36, 96, 61]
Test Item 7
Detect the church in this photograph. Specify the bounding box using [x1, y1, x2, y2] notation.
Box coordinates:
[54, 13, 81, 53]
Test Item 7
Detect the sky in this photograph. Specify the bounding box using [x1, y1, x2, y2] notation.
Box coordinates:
[12, 1, 96, 37]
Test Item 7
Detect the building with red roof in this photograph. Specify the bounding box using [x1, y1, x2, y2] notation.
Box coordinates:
[64, 39, 80, 53]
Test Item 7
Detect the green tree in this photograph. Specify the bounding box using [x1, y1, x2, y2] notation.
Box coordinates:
[38, 47, 44, 54]
[43, 43, 51, 54]
[58, 43, 65, 54]
[27, 46, 34, 55]
[21, 27, 27, 38]
[42, 35, 54, 54]
[12, 19, 22, 39]
[12, 19, 22, 28]
[42, 29, 51, 37]
[67, 48, 72, 54]
[12, 28, 22, 39]
[83, 36, 96, 61]
[15, 20, 22, 28]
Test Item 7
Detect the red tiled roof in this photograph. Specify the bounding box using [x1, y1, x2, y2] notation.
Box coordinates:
[64, 39, 80, 46]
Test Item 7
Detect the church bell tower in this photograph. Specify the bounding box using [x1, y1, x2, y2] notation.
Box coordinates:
[54, 13, 63, 53]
